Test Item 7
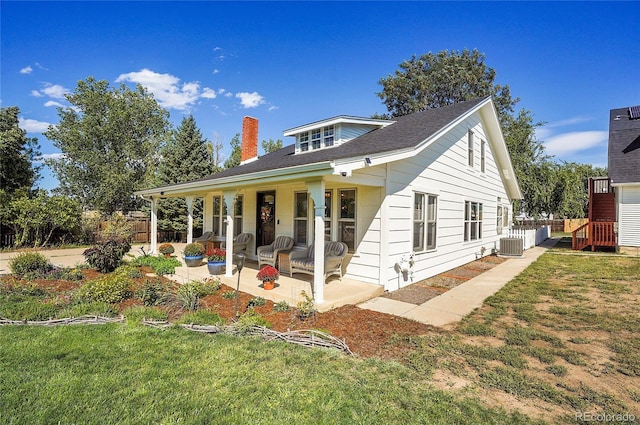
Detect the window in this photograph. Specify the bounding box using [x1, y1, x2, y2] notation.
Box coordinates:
[294, 192, 308, 246]
[233, 195, 243, 236]
[299, 132, 309, 152]
[212, 196, 228, 236]
[497, 204, 503, 235]
[324, 190, 332, 241]
[323, 126, 334, 147]
[464, 201, 483, 242]
[503, 206, 509, 228]
[413, 193, 437, 251]
[481, 140, 486, 173]
[468, 130, 474, 167]
[311, 129, 321, 149]
[339, 189, 356, 251]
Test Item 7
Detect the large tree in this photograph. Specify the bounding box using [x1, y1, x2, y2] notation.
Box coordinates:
[44, 77, 170, 214]
[376, 49, 562, 217]
[157, 115, 214, 232]
[377, 49, 517, 121]
[261, 138, 283, 154]
[0, 106, 41, 193]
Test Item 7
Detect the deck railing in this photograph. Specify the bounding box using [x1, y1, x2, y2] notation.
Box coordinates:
[572, 221, 616, 251]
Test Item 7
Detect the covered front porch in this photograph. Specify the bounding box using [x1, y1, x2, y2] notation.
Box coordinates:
[160, 244, 383, 312]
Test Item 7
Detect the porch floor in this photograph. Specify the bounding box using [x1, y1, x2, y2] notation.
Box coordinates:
[163, 245, 383, 312]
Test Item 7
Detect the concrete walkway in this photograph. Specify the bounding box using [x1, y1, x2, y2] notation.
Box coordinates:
[357, 237, 559, 327]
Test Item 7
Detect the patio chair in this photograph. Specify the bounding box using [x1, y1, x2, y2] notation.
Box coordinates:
[289, 241, 348, 281]
[193, 231, 215, 243]
[257, 236, 294, 268]
[231, 232, 252, 254]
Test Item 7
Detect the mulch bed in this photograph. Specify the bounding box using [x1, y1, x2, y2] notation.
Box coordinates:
[380, 255, 507, 305]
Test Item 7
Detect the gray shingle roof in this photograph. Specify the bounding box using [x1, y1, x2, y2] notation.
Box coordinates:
[608, 106, 640, 184]
[190, 96, 489, 184]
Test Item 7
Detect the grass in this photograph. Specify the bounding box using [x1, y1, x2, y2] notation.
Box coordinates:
[400, 247, 640, 420]
[0, 325, 539, 425]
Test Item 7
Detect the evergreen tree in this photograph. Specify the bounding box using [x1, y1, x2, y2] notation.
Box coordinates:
[157, 115, 214, 233]
[223, 133, 241, 169]
[0, 106, 41, 193]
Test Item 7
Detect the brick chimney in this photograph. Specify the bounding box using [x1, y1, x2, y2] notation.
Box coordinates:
[240, 116, 258, 164]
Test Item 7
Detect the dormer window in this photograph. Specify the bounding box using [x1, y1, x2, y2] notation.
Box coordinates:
[299, 132, 309, 152]
[285, 116, 394, 154]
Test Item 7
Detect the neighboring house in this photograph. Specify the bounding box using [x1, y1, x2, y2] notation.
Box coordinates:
[136, 97, 522, 305]
[573, 105, 640, 254]
[609, 105, 640, 253]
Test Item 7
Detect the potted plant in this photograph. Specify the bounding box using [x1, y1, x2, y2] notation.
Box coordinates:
[158, 243, 175, 258]
[206, 248, 226, 275]
[183, 242, 205, 267]
[256, 265, 279, 290]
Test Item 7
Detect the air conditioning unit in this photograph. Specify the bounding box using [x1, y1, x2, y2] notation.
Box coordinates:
[500, 238, 524, 257]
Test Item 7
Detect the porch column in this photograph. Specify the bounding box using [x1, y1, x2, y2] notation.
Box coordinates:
[223, 191, 236, 277]
[307, 180, 326, 304]
[150, 196, 158, 254]
[185, 196, 194, 244]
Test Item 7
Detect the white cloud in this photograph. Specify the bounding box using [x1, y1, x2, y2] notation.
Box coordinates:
[116, 68, 223, 111]
[545, 115, 593, 128]
[236, 91, 265, 109]
[19, 117, 51, 133]
[20, 66, 33, 75]
[40, 153, 65, 161]
[268, 105, 279, 112]
[44, 100, 65, 108]
[201, 87, 217, 99]
[543, 131, 608, 156]
[212, 69, 220, 74]
[40, 83, 70, 99]
[31, 90, 44, 98]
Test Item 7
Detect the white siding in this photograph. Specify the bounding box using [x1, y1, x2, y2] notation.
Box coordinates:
[618, 186, 640, 247]
[381, 113, 510, 290]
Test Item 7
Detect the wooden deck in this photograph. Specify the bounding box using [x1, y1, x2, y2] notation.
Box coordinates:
[572, 177, 617, 251]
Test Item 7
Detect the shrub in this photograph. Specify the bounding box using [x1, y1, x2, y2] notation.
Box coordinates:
[130, 255, 181, 275]
[83, 238, 131, 273]
[135, 280, 169, 306]
[158, 243, 175, 255]
[173, 283, 201, 312]
[184, 242, 205, 257]
[247, 296, 266, 308]
[296, 290, 316, 320]
[75, 274, 133, 304]
[177, 310, 223, 325]
[234, 308, 271, 333]
[8, 252, 53, 276]
[222, 291, 236, 300]
[273, 300, 291, 312]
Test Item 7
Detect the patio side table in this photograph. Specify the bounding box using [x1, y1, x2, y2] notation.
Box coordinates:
[277, 249, 292, 275]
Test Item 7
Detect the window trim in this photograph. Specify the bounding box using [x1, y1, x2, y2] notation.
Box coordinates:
[464, 200, 483, 242]
[413, 192, 437, 252]
[294, 191, 309, 246]
[233, 195, 243, 236]
[480, 140, 486, 173]
[338, 188, 357, 252]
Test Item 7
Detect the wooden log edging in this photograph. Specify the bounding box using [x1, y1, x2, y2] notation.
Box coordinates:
[143, 320, 353, 355]
[0, 315, 125, 326]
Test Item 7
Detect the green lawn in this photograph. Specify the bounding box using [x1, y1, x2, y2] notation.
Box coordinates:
[0, 325, 537, 425]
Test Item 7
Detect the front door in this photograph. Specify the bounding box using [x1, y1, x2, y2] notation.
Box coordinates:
[256, 191, 276, 247]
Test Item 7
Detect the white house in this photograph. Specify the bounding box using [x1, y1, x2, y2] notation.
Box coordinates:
[136, 97, 522, 305]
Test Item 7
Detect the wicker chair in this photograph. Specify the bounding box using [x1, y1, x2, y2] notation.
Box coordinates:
[193, 231, 214, 243]
[231, 233, 252, 254]
[289, 241, 348, 281]
[257, 236, 294, 268]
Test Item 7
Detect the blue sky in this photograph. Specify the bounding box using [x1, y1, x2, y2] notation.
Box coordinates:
[2, 1, 639, 191]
